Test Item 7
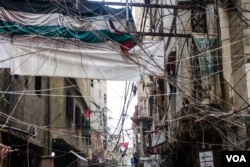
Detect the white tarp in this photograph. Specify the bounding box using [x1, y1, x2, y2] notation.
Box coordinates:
[0, 36, 164, 81]
[0, 36, 11, 68]
[129, 41, 164, 76]
[11, 43, 142, 81]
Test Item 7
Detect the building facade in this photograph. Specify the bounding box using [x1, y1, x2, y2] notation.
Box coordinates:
[0, 71, 107, 167]
[131, 0, 250, 166]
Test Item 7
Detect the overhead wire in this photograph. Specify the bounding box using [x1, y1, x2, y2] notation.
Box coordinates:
[0, 1, 111, 158]
[0, 0, 163, 164]
[0, 0, 250, 162]
[0, 6, 243, 103]
[0, 0, 243, 78]
[0, 0, 133, 122]
[148, 0, 250, 157]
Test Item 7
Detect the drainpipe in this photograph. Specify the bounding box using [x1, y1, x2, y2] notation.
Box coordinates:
[7, 75, 14, 115]
[126, 0, 129, 30]
[134, 126, 139, 154]
[75, 0, 79, 10]
[215, 0, 226, 105]
[46, 77, 51, 155]
[140, 121, 144, 156]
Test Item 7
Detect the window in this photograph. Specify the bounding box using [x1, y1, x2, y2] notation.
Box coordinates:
[24, 78, 29, 89]
[35, 76, 42, 97]
[104, 94, 107, 103]
[90, 80, 94, 87]
[75, 106, 82, 129]
[66, 93, 73, 121]
[103, 139, 107, 150]
[166, 54, 176, 76]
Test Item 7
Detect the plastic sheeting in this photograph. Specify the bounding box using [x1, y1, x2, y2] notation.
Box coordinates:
[0, 36, 10, 68]
[192, 33, 217, 74]
[1, 37, 164, 81]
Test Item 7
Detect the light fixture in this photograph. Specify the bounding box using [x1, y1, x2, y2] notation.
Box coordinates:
[51, 152, 55, 157]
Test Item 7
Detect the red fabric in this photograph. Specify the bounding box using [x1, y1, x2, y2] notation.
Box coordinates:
[86, 108, 91, 119]
[120, 142, 129, 149]
[120, 41, 136, 53]
[120, 142, 129, 153]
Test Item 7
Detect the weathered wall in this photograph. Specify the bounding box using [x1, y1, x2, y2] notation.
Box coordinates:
[229, 0, 245, 71]
[0, 69, 12, 112]
[231, 0, 250, 109]
[219, 4, 233, 106]
[9, 75, 47, 147]
[233, 64, 248, 109]
[49, 77, 89, 155]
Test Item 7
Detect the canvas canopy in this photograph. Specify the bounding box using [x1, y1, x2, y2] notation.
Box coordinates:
[0, 1, 164, 81]
[0, 0, 136, 51]
[0, 36, 164, 81]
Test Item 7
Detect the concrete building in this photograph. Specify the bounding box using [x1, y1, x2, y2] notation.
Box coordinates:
[0, 1, 135, 166]
[0, 73, 50, 167]
[1, 0, 250, 166]
[0, 71, 107, 167]
[131, 0, 250, 166]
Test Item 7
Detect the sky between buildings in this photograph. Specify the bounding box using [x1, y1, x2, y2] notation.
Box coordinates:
[107, 80, 138, 147]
